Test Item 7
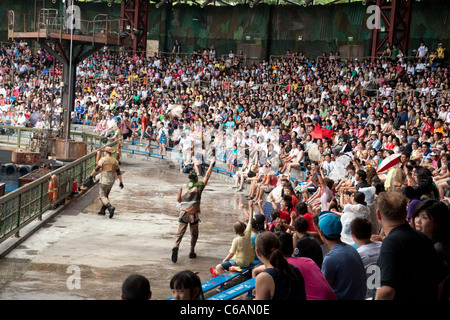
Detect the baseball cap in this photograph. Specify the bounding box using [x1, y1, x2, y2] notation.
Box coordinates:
[318, 211, 342, 239]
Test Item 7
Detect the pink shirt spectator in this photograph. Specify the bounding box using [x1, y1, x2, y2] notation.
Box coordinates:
[287, 256, 337, 300]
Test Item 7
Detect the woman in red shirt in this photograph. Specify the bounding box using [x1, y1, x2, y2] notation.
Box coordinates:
[295, 202, 318, 234]
[384, 134, 394, 151]
[284, 185, 299, 215]
[270, 195, 297, 225]
[422, 116, 435, 135]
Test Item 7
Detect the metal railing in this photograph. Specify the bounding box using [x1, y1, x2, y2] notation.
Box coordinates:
[0, 125, 109, 152]
[0, 140, 117, 245]
[8, 9, 125, 45]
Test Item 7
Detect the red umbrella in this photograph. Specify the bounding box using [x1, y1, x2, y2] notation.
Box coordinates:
[310, 127, 335, 140]
[377, 153, 402, 173]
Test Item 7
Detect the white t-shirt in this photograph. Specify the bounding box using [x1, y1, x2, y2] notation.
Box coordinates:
[17, 115, 27, 126]
[180, 136, 194, 150]
[106, 118, 116, 129]
[417, 45, 428, 58]
[180, 136, 194, 160]
[288, 147, 299, 158]
[322, 160, 335, 175]
[406, 65, 415, 75]
[340, 203, 371, 246]
[416, 63, 425, 72]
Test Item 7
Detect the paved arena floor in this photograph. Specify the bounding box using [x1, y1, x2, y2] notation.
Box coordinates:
[0, 155, 249, 300]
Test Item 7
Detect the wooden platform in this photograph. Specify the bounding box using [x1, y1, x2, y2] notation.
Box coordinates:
[8, 30, 131, 47]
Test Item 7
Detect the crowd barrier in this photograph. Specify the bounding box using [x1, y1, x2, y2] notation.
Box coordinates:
[0, 125, 109, 152]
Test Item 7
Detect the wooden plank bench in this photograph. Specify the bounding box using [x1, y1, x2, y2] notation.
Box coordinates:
[207, 277, 256, 300]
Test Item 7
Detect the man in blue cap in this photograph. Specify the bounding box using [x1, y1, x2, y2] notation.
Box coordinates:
[318, 211, 367, 300]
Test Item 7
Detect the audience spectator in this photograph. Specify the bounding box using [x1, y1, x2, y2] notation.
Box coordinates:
[1, 39, 450, 301]
[170, 270, 204, 300]
[410, 199, 450, 300]
[121, 274, 151, 300]
[350, 217, 382, 300]
[374, 191, 448, 300]
[254, 231, 307, 300]
[318, 211, 367, 300]
[337, 191, 371, 246]
[209, 203, 254, 277]
[291, 216, 323, 268]
[252, 231, 337, 300]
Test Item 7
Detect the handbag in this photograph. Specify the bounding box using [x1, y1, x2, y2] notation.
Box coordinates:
[82, 176, 95, 188]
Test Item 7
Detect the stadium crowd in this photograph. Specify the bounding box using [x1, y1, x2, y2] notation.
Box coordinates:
[1, 38, 450, 300]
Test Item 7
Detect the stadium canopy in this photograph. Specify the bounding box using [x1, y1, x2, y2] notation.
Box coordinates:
[77, 0, 374, 8]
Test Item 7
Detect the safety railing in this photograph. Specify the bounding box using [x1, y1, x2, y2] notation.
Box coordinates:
[8, 9, 125, 45]
[315, 55, 428, 63]
[220, 53, 247, 62]
[88, 15, 128, 45]
[0, 140, 118, 245]
[0, 125, 109, 152]
[37, 8, 60, 33]
[8, 10, 38, 38]
[157, 51, 193, 59]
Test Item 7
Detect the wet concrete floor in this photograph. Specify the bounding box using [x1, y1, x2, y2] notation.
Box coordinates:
[0, 155, 251, 300]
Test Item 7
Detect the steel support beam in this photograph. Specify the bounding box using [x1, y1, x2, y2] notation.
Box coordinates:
[39, 40, 103, 143]
[371, 0, 413, 61]
[121, 0, 149, 56]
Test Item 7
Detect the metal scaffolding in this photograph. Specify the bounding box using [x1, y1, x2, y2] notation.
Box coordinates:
[370, 0, 413, 60]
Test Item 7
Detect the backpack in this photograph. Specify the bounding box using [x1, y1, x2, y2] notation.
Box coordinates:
[393, 116, 401, 130]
